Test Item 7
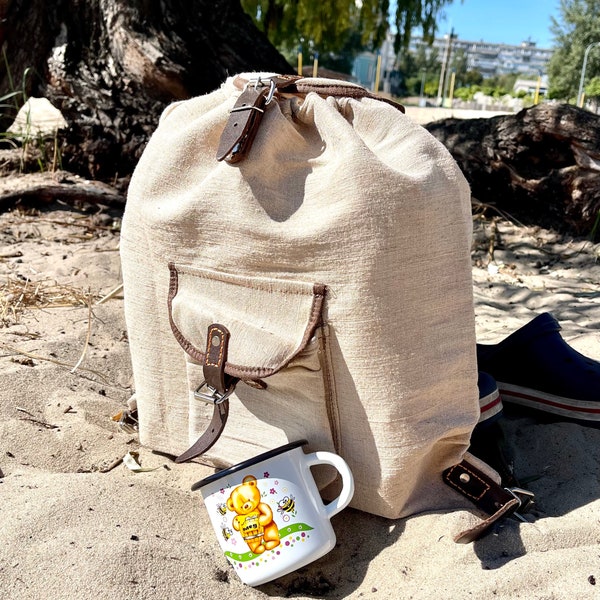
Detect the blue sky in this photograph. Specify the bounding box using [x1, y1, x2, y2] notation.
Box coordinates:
[433, 0, 560, 48]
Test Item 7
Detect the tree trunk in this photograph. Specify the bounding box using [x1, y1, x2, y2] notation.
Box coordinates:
[0, 0, 293, 182]
[426, 103, 600, 236]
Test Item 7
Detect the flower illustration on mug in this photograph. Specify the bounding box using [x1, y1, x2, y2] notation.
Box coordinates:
[263, 471, 270, 478]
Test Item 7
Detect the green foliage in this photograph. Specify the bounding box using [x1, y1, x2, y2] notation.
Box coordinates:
[547, 0, 600, 101]
[590, 208, 600, 241]
[460, 70, 484, 86]
[483, 72, 519, 94]
[395, 43, 441, 95]
[407, 43, 441, 74]
[423, 79, 439, 96]
[586, 74, 600, 98]
[242, 0, 370, 53]
[453, 86, 473, 101]
[241, 0, 457, 72]
[392, 0, 457, 52]
[0, 48, 27, 120]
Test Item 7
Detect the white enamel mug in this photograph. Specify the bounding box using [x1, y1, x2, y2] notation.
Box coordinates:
[192, 440, 354, 587]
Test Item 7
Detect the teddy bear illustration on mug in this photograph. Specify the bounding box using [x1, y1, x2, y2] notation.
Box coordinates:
[227, 475, 281, 554]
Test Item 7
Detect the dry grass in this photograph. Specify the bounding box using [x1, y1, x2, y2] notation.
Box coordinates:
[0, 275, 95, 326]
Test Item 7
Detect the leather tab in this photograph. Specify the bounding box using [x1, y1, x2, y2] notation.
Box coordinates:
[203, 323, 230, 394]
[216, 86, 270, 163]
[443, 459, 529, 543]
[453, 498, 520, 544]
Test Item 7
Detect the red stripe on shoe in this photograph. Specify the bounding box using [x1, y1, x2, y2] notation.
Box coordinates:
[478, 390, 502, 423]
[480, 396, 502, 414]
[498, 383, 600, 418]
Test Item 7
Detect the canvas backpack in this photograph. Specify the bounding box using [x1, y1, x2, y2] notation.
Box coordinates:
[121, 74, 524, 539]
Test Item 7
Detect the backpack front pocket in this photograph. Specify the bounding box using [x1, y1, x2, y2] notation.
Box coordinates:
[167, 263, 340, 469]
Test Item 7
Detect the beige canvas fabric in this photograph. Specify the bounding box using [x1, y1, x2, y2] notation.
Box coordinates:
[121, 74, 479, 519]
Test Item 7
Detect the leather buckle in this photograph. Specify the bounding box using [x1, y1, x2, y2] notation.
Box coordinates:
[194, 380, 237, 405]
[244, 76, 277, 104]
[505, 487, 535, 522]
[113, 408, 139, 433]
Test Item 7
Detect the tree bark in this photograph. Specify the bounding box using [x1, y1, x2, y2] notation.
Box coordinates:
[0, 0, 293, 182]
[426, 103, 600, 236]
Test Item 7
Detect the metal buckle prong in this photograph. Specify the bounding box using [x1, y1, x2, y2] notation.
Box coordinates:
[116, 408, 139, 433]
[505, 487, 535, 522]
[243, 76, 277, 105]
[264, 78, 277, 104]
[194, 380, 236, 405]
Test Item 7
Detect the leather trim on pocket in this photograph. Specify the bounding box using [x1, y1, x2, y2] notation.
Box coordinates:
[167, 263, 326, 380]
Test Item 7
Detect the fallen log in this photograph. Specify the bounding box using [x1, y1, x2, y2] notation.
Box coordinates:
[0, 170, 125, 212]
[425, 103, 600, 236]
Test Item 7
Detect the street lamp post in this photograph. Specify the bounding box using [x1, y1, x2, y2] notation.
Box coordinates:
[419, 68, 426, 107]
[437, 28, 455, 106]
[577, 41, 600, 108]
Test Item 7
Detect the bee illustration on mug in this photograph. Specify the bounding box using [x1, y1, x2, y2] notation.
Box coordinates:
[277, 494, 297, 522]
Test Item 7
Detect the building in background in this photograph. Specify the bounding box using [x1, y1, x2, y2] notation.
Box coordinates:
[513, 77, 548, 96]
[353, 34, 553, 93]
[409, 36, 553, 78]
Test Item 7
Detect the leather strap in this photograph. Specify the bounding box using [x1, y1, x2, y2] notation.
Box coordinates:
[175, 324, 237, 463]
[278, 77, 405, 112]
[174, 401, 229, 463]
[216, 84, 272, 163]
[443, 458, 531, 543]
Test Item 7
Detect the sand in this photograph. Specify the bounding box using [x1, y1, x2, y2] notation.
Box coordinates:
[1, 200, 599, 600]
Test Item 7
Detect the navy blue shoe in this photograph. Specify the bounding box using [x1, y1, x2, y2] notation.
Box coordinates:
[477, 370, 502, 427]
[477, 313, 600, 426]
[471, 372, 519, 487]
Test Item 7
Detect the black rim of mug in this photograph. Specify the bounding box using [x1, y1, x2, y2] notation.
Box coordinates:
[190, 439, 308, 491]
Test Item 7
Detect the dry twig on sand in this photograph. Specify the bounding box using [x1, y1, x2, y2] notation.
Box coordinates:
[1, 341, 111, 383]
[0, 276, 95, 325]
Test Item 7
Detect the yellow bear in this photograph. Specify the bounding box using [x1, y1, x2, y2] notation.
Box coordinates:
[227, 475, 280, 554]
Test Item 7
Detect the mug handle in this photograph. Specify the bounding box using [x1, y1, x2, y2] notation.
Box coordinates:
[304, 451, 355, 519]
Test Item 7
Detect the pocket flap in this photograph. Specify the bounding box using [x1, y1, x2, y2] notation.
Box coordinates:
[168, 263, 326, 379]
